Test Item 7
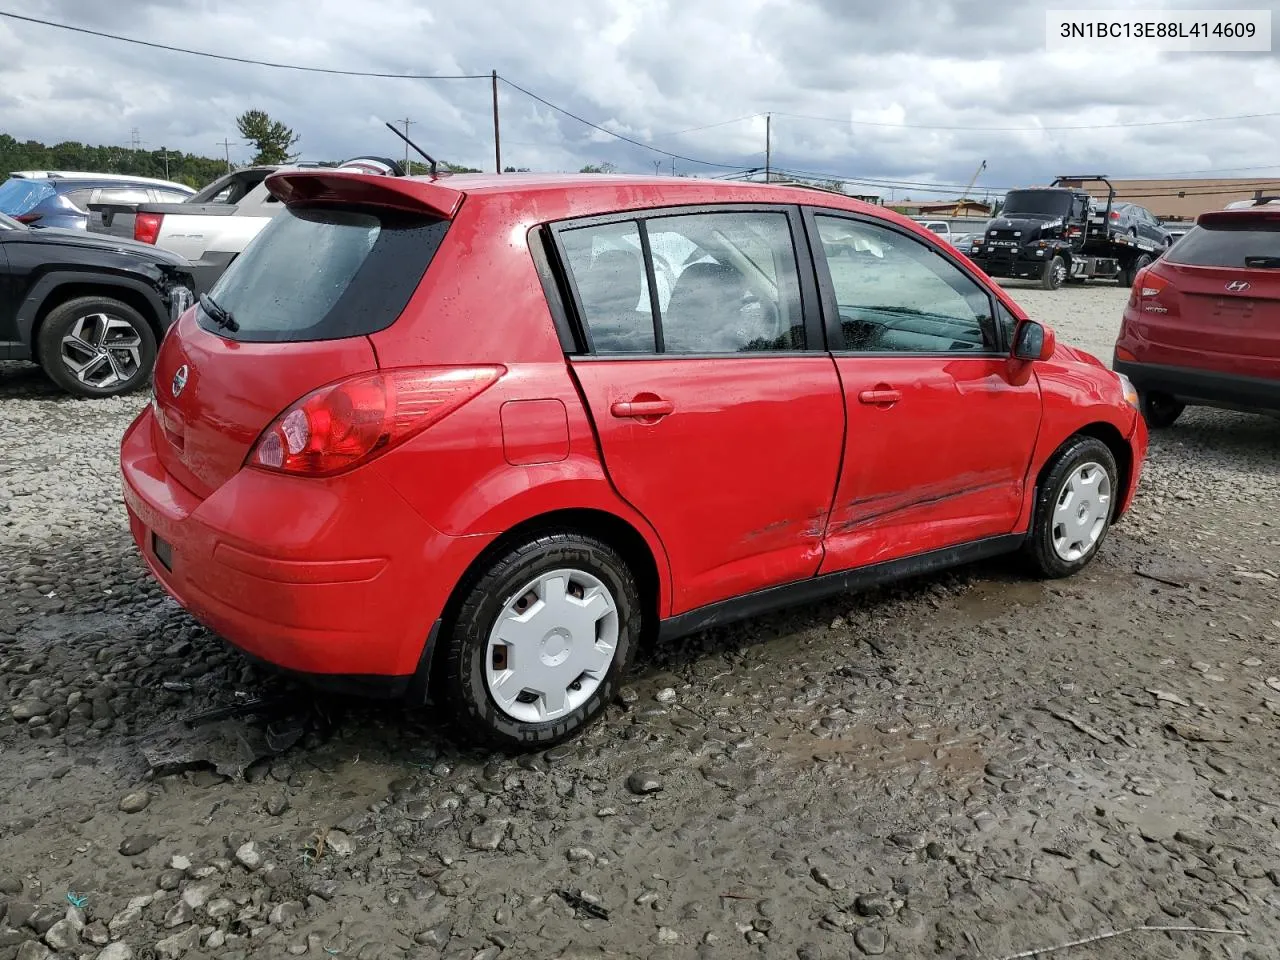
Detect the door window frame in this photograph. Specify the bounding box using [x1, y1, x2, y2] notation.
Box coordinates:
[801, 206, 1009, 358]
[535, 203, 827, 359]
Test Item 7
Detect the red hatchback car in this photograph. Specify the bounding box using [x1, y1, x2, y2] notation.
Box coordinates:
[1115, 205, 1280, 427]
[120, 171, 1148, 747]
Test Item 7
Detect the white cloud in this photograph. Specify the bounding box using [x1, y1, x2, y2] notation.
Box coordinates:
[0, 0, 1276, 194]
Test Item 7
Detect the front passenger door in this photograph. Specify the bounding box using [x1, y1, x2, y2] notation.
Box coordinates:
[808, 211, 1044, 572]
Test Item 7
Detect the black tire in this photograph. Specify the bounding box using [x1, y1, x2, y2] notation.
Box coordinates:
[1139, 390, 1184, 429]
[1023, 436, 1119, 579]
[440, 532, 641, 750]
[1123, 254, 1152, 288]
[1040, 255, 1066, 290]
[36, 296, 157, 398]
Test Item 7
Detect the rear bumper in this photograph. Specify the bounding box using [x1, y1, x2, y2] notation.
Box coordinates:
[1115, 359, 1280, 415]
[120, 408, 490, 693]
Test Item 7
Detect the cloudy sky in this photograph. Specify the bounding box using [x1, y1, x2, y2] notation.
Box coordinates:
[0, 0, 1277, 198]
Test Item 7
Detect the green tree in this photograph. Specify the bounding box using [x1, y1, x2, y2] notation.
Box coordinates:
[236, 109, 299, 165]
[579, 162, 617, 174]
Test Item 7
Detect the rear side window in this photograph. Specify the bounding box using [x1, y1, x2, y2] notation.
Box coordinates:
[558, 209, 806, 355]
[1166, 222, 1280, 268]
[0, 179, 55, 216]
[202, 206, 448, 343]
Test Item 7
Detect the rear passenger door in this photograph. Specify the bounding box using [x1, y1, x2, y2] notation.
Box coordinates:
[806, 210, 1043, 572]
[550, 206, 846, 616]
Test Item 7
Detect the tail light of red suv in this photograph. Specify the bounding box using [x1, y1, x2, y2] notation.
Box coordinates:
[248, 365, 504, 477]
[134, 212, 164, 245]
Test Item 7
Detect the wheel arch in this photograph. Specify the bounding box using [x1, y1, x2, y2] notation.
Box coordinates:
[1032, 421, 1132, 522]
[425, 507, 666, 698]
[24, 274, 167, 364]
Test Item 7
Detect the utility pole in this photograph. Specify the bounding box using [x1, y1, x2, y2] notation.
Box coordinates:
[653, 160, 664, 176]
[492, 70, 502, 174]
[671, 158, 675, 176]
[397, 118, 415, 172]
[765, 113, 771, 183]
[159, 149, 171, 180]
[216, 139, 232, 174]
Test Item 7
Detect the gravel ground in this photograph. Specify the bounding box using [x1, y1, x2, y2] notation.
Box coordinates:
[2, 282, 1279, 960]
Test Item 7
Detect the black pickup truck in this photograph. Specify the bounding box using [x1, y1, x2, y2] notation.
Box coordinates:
[971, 175, 1165, 290]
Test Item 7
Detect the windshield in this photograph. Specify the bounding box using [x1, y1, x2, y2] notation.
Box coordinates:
[204, 205, 449, 343]
[1166, 221, 1280, 268]
[0, 179, 55, 216]
[1001, 190, 1073, 219]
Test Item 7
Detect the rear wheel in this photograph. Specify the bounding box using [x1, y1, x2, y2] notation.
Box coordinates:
[441, 532, 640, 750]
[1023, 436, 1118, 579]
[1122, 253, 1152, 288]
[1139, 390, 1184, 429]
[1040, 255, 1066, 290]
[37, 296, 157, 398]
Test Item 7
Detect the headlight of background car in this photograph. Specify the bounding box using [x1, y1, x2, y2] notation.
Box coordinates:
[1114, 372, 1139, 409]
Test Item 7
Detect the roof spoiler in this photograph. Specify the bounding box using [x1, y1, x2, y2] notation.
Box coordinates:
[1198, 208, 1280, 227]
[265, 170, 463, 219]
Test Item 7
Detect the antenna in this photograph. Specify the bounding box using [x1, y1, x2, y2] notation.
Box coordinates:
[384, 122, 437, 178]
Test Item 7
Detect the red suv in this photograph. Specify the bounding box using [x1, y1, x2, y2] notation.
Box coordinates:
[120, 171, 1148, 748]
[1115, 205, 1280, 427]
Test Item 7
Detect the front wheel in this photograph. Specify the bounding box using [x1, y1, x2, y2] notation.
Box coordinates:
[37, 296, 157, 398]
[440, 532, 641, 750]
[1023, 436, 1119, 579]
[1040, 255, 1066, 290]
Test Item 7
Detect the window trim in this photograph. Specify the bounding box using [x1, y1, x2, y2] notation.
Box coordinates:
[802, 206, 1009, 358]
[543, 203, 826, 360]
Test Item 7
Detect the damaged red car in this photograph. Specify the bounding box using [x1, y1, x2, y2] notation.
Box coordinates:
[120, 170, 1148, 748]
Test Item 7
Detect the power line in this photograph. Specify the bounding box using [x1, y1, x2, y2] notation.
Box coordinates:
[0, 10, 488, 78]
[497, 77, 745, 169]
[652, 114, 764, 138]
[770, 108, 1280, 132]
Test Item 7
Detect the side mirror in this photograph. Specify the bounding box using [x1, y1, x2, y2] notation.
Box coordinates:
[1013, 320, 1056, 362]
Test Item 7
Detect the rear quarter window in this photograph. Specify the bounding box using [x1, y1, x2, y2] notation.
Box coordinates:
[202, 206, 448, 343]
[1166, 222, 1280, 267]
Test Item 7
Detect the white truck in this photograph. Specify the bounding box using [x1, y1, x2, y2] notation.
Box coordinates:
[88, 157, 405, 293]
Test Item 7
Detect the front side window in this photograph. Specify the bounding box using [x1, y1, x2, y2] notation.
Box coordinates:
[815, 215, 998, 353]
[559, 210, 805, 355]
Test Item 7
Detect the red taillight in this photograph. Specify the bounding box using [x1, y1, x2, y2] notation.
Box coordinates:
[14, 213, 41, 224]
[1138, 271, 1168, 298]
[134, 212, 163, 245]
[1115, 346, 1137, 362]
[1109, 210, 1120, 220]
[247, 366, 505, 477]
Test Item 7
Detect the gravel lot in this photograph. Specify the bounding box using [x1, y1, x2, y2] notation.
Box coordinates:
[2, 282, 1278, 960]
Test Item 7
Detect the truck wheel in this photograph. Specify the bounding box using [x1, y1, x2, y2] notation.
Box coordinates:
[1040, 255, 1066, 290]
[1139, 390, 1184, 429]
[37, 296, 158, 398]
[1125, 254, 1152, 288]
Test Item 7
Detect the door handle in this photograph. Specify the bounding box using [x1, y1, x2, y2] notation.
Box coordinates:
[611, 398, 675, 419]
[858, 389, 902, 405]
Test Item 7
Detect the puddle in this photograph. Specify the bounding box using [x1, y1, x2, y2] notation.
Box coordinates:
[953, 579, 1046, 622]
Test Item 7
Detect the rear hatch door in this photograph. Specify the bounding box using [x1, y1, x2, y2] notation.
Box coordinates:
[1149, 212, 1280, 380]
[151, 173, 460, 498]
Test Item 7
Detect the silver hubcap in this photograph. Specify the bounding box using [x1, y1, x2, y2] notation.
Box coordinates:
[1053, 262, 1066, 285]
[1051, 461, 1111, 562]
[60, 313, 143, 389]
[484, 569, 619, 723]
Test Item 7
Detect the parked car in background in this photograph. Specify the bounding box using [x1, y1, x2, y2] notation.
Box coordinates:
[90, 157, 405, 293]
[0, 171, 193, 230]
[1100, 201, 1172, 249]
[121, 170, 1148, 748]
[0, 209, 195, 397]
[946, 232, 980, 255]
[1114, 204, 1279, 427]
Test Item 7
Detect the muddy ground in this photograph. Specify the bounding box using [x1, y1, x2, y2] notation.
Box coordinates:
[2, 283, 1278, 960]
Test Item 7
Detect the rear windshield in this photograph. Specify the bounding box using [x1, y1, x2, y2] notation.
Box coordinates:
[1166, 221, 1280, 268]
[202, 206, 449, 343]
[0, 179, 55, 216]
